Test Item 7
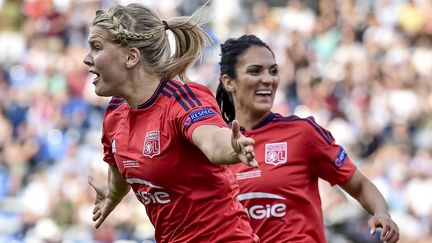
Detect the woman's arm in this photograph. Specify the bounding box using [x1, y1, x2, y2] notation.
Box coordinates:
[89, 165, 131, 228]
[192, 120, 258, 167]
[339, 170, 399, 243]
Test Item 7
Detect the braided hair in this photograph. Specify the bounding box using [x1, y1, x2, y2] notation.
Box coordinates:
[91, 3, 213, 81]
[217, 35, 274, 123]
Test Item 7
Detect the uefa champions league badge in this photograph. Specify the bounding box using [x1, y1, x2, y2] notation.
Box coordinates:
[184, 108, 216, 128]
[184, 116, 192, 127]
[143, 130, 161, 158]
[334, 147, 347, 168]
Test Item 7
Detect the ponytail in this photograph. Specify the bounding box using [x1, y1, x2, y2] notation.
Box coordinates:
[216, 81, 235, 123]
[161, 2, 214, 81]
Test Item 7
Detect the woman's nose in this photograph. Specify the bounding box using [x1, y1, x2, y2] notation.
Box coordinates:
[83, 53, 93, 66]
[261, 72, 275, 84]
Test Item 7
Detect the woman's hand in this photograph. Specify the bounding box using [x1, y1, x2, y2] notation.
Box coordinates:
[231, 120, 258, 168]
[88, 176, 119, 229]
[368, 213, 399, 243]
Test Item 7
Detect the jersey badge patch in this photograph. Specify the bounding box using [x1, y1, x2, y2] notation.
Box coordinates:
[334, 147, 347, 168]
[184, 108, 216, 127]
[265, 142, 287, 166]
[143, 130, 160, 158]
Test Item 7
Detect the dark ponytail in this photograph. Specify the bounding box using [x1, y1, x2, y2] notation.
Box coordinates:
[216, 81, 235, 123]
[217, 35, 274, 123]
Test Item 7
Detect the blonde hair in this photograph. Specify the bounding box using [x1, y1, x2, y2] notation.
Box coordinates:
[92, 2, 213, 81]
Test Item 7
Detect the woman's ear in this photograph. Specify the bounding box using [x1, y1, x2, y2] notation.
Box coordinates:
[221, 74, 235, 93]
[126, 47, 140, 68]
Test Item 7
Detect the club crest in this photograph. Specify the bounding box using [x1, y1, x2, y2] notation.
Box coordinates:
[143, 130, 160, 158]
[265, 142, 287, 166]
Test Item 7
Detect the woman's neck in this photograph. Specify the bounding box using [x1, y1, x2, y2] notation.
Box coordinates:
[124, 71, 162, 109]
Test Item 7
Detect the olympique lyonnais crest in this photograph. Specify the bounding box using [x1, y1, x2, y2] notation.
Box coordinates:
[265, 142, 287, 166]
[143, 130, 160, 158]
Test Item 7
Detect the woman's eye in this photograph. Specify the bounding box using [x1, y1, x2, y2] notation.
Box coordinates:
[90, 43, 101, 51]
[248, 69, 260, 75]
[270, 68, 278, 75]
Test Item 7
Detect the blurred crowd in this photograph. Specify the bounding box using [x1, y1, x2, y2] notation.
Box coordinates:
[0, 0, 431, 242]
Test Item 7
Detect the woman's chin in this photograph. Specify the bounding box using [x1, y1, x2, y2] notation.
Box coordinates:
[253, 102, 273, 113]
[94, 87, 110, 97]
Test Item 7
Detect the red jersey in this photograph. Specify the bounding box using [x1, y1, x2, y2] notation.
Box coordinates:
[101, 80, 258, 243]
[229, 112, 356, 243]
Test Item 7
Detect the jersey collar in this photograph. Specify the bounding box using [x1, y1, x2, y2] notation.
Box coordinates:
[251, 112, 275, 130]
[137, 79, 168, 109]
[229, 112, 275, 131]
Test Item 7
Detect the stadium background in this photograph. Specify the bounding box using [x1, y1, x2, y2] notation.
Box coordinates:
[0, 0, 431, 242]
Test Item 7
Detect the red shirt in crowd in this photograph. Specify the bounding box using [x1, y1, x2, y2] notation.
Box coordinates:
[101, 79, 259, 243]
[229, 112, 356, 243]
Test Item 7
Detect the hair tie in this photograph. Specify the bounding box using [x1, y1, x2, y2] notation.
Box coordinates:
[162, 20, 169, 30]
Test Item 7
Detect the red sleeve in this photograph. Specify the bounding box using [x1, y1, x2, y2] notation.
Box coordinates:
[101, 118, 116, 166]
[101, 98, 124, 167]
[304, 117, 356, 186]
[169, 82, 228, 143]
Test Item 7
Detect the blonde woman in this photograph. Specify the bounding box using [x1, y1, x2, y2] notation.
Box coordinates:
[83, 3, 259, 242]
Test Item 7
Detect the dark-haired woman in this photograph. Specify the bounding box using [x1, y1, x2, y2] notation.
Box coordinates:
[217, 34, 399, 243]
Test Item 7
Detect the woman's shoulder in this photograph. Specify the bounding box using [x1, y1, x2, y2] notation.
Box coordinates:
[104, 97, 126, 112]
[270, 113, 303, 124]
[167, 80, 214, 97]
[103, 96, 127, 119]
[269, 114, 325, 130]
[181, 80, 213, 94]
